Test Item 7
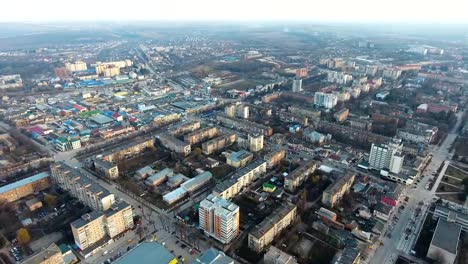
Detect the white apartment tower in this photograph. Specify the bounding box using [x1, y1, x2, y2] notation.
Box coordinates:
[292, 78, 303, 92]
[369, 139, 404, 174]
[199, 194, 240, 244]
[248, 133, 264, 152]
[314, 92, 338, 109]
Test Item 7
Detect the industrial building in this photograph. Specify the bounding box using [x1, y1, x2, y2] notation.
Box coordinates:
[199, 194, 240, 244]
[427, 219, 461, 264]
[114, 242, 176, 264]
[163, 171, 213, 204]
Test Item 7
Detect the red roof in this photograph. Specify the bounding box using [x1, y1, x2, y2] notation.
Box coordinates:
[73, 104, 86, 111]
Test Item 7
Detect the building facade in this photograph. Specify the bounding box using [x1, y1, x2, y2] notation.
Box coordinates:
[199, 194, 240, 244]
[248, 204, 297, 252]
[322, 173, 355, 208]
[314, 92, 338, 109]
[248, 133, 264, 152]
[51, 163, 115, 211]
[0, 172, 51, 202]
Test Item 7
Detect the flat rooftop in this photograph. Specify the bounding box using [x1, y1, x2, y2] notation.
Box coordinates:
[114, 242, 175, 264]
[250, 203, 296, 239]
[430, 219, 462, 254]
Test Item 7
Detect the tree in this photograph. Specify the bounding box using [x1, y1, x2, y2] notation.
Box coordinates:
[194, 147, 202, 156]
[44, 194, 57, 208]
[16, 228, 31, 245]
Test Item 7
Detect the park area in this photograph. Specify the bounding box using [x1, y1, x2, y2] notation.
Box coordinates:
[436, 163, 468, 205]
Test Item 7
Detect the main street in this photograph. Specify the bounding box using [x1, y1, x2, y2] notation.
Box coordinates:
[370, 110, 465, 264]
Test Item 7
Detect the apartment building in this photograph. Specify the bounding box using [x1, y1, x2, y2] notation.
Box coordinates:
[104, 201, 134, 238]
[227, 150, 254, 168]
[217, 114, 273, 137]
[248, 133, 264, 152]
[199, 194, 240, 244]
[50, 163, 115, 211]
[101, 138, 154, 163]
[248, 204, 297, 252]
[71, 211, 108, 252]
[322, 173, 355, 208]
[21, 243, 64, 264]
[184, 127, 217, 145]
[158, 134, 191, 156]
[369, 139, 404, 174]
[264, 246, 298, 264]
[264, 149, 286, 169]
[71, 201, 134, 254]
[214, 159, 267, 200]
[0, 172, 51, 202]
[334, 108, 349, 122]
[284, 161, 318, 192]
[65, 61, 87, 72]
[314, 92, 338, 109]
[94, 159, 119, 179]
[202, 134, 236, 155]
[169, 121, 201, 136]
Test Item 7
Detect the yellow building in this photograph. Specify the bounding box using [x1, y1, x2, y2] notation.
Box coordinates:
[105, 201, 134, 238]
[248, 204, 297, 252]
[71, 212, 107, 251]
[65, 61, 87, 72]
[214, 160, 267, 200]
[202, 134, 236, 155]
[0, 172, 51, 202]
[284, 160, 318, 192]
[322, 173, 355, 208]
[264, 149, 286, 169]
[226, 150, 253, 168]
[184, 127, 217, 145]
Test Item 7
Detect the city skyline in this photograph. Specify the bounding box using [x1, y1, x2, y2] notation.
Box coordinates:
[1, 0, 468, 23]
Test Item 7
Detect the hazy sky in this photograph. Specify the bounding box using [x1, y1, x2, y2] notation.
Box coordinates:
[2, 0, 468, 23]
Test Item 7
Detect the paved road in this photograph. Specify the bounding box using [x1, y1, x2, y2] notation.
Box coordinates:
[370, 110, 465, 264]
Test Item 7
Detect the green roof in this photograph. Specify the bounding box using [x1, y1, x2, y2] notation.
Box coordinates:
[263, 182, 276, 190]
[114, 242, 175, 264]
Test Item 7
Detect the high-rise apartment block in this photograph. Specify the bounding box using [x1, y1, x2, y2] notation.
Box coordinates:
[65, 61, 88, 72]
[71, 201, 134, 252]
[199, 194, 240, 244]
[292, 78, 302, 92]
[369, 139, 404, 174]
[314, 92, 338, 109]
[248, 133, 264, 152]
[50, 162, 115, 211]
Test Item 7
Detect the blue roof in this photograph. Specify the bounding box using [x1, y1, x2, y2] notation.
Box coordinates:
[193, 248, 234, 264]
[0, 172, 49, 194]
[114, 242, 175, 264]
